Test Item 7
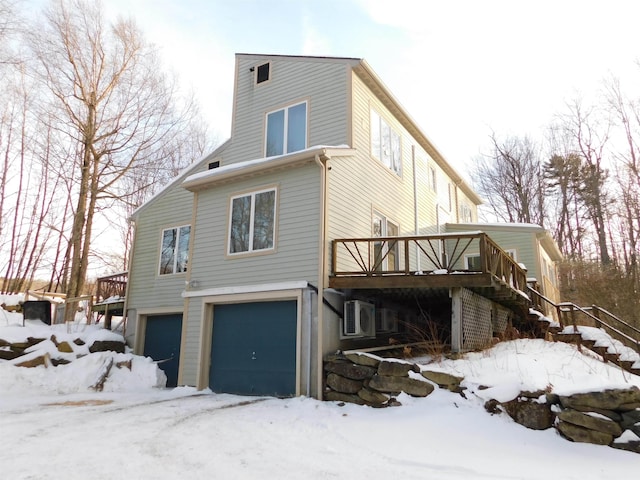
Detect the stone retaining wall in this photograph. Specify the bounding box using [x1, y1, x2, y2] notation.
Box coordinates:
[324, 352, 640, 454]
[324, 352, 463, 407]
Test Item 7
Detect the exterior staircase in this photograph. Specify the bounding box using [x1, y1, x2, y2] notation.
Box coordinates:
[527, 288, 640, 377]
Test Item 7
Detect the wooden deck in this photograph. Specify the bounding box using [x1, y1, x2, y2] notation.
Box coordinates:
[91, 272, 128, 328]
[329, 233, 530, 310]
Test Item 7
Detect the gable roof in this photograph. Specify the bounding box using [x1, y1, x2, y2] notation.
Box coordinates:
[237, 53, 482, 205]
[352, 60, 482, 206]
[133, 53, 483, 219]
[129, 139, 231, 220]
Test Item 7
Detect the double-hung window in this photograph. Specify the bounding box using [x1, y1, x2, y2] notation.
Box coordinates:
[229, 188, 277, 255]
[373, 212, 399, 272]
[459, 202, 473, 223]
[371, 109, 401, 175]
[159, 225, 191, 275]
[265, 101, 307, 157]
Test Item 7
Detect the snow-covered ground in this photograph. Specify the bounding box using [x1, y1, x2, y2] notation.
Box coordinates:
[1, 295, 640, 479]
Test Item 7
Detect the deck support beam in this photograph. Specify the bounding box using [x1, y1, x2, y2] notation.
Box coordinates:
[450, 287, 462, 354]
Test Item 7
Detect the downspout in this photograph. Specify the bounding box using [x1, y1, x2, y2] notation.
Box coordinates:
[122, 217, 137, 343]
[412, 145, 420, 271]
[314, 153, 326, 400]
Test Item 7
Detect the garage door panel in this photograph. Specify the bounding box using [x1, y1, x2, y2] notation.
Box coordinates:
[210, 301, 297, 397]
[143, 314, 183, 388]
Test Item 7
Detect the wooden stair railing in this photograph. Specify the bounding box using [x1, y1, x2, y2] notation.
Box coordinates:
[527, 286, 640, 375]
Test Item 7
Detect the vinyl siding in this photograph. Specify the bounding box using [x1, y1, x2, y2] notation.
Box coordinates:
[222, 56, 350, 166]
[181, 298, 203, 386]
[327, 71, 470, 275]
[189, 164, 321, 287]
[178, 163, 322, 383]
[127, 184, 196, 311]
[445, 224, 539, 277]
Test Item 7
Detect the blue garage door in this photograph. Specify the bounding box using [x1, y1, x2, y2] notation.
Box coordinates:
[210, 301, 297, 397]
[143, 314, 183, 388]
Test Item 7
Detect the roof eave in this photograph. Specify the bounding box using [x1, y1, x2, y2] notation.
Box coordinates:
[129, 138, 232, 221]
[353, 60, 482, 206]
[181, 146, 356, 191]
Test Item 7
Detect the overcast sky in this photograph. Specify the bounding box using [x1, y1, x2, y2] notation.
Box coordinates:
[93, 0, 640, 176]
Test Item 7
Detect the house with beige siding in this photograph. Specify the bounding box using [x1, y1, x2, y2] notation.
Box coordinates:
[125, 53, 561, 398]
[444, 223, 563, 303]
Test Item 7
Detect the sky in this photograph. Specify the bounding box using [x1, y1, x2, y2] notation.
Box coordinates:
[82, 0, 640, 177]
[1, 294, 640, 479]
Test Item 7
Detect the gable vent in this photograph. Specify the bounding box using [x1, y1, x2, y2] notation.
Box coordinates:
[208, 161, 220, 170]
[256, 62, 270, 84]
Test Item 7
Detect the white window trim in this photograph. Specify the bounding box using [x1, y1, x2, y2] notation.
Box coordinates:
[459, 202, 473, 223]
[464, 253, 481, 271]
[264, 100, 308, 157]
[370, 108, 402, 176]
[373, 211, 400, 271]
[227, 187, 278, 256]
[158, 224, 190, 275]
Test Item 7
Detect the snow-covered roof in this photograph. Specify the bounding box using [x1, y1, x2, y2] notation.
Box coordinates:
[181, 145, 354, 191]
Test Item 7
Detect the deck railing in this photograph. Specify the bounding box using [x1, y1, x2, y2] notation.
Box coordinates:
[331, 232, 528, 292]
[95, 272, 128, 302]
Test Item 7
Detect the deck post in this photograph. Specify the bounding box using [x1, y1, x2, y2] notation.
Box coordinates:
[450, 287, 462, 353]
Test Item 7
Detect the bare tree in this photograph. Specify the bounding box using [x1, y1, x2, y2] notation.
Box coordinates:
[0, 0, 20, 66]
[603, 75, 640, 286]
[472, 134, 546, 226]
[25, 0, 198, 319]
[555, 99, 612, 265]
[0, 69, 67, 294]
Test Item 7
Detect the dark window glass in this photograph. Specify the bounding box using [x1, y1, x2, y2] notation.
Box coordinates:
[257, 63, 270, 83]
[266, 109, 285, 156]
[230, 195, 252, 253]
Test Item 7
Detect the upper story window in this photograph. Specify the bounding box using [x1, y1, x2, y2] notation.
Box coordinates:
[256, 62, 270, 84]
[370, 109, 401, 176]
[229, 187, 277, 255]
[159, 225, 191, 275]
[265, 101, 307, 157]
[436, 181, 453, 212]
[459, 202, 473, 223]
[428, 165, 437, 192]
